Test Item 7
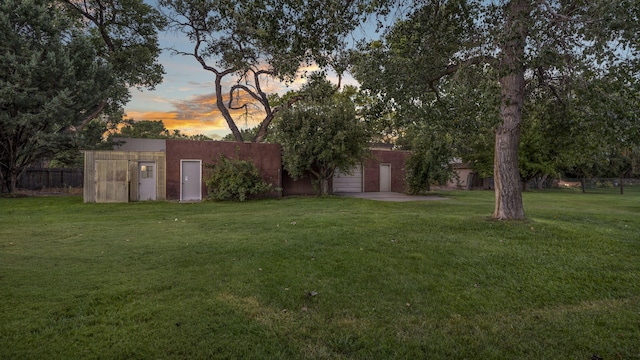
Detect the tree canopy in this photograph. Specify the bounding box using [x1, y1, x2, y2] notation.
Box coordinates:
[113, 119, 186, 139]
[111, 119, 213, 140]
[59, 0, 166, 127]
[159, 0, 377, 143]
[272, 75, 370, 195]
[0, 0, 166, 193]
[352, 0, 640, 219]
[0, 0, 115, 193]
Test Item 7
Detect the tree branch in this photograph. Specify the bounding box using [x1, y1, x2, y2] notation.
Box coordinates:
[536, 67, 565, 105]
[61, 0, 116, 54]
[426, 55, 497, 97]
[228, 84, 263, 110]
[66, 100, 110, 133]
[537, 0, 598, 24]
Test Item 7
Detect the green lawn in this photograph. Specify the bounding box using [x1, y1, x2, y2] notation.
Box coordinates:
[1, 189, 639, 359]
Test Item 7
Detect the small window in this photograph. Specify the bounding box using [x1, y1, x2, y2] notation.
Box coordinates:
[141, 165, 153, 179]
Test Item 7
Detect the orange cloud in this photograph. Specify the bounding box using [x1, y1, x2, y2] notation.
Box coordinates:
[124, 62, 353, 138]
[125, 90, 268, 137]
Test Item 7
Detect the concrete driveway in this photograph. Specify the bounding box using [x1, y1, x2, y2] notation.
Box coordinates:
[335, 192, 446, 202]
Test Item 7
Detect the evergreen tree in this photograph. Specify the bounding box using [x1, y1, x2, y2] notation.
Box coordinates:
[0, 0, 114, 193]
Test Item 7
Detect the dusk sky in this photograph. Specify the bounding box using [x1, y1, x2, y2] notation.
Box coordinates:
[123, 22, 372, 140]
[120, 0, 406, 140]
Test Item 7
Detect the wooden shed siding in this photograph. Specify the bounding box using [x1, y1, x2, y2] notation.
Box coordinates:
[83, 150, 166, 203]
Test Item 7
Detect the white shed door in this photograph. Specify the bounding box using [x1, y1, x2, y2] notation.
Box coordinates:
[181, 160, 202, 201]
[138, 161, 156, 201]
[380, 163, 391, 192]
[333, 164, 363, 193]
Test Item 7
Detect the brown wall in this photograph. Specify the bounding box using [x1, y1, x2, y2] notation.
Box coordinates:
[282, 173, 312, 196]
[281, 149, 410, 196]
[165, 140, 282, 200]
[281, 171, 327, 196]
[364, 149, 410, 193]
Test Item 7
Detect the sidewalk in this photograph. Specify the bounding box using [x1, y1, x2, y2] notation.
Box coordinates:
[335, 192, 446, 202]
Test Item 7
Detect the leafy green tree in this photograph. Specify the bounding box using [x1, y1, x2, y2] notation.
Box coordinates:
[59, 0, 166, 130]
[405, 127, 456, 193]
[49, 119, 117, 168]
[111, 119, 215, 141]
[159, 0, 374, 142]
[353, 0, 640, 219]
[272, 76, 370, 195]
[112, 119, 186, 139]
[221, 127, 261, 142]
[0, 0, 166, 192]
[42, 0, 167, 167]
[0, 0, 115, 193]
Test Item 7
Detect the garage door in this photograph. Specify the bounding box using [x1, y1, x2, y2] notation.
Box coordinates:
[333, 164, 363, 193]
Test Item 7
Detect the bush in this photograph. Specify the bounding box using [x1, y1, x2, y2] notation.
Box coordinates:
[204, 154, 273, 201]
[405, 134, 455, 194]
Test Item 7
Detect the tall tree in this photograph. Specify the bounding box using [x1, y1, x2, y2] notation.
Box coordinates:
[159, 0, 373, 143]
[353, 0, 640, 219]
[272, 75, 370, 195]
[0, 0, 115, 193]
[59, 0, 166, 130]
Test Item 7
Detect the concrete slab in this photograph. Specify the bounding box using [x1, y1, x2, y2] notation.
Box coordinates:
[335, 192, 446, 202]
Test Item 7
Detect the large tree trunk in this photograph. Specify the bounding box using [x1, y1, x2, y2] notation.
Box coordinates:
[493, 111, 525, 219]
[215, 72, 244, 142]
[319, 178, 330, 196]
[493, 0, 529, 220]
[1, 167, 19, 194]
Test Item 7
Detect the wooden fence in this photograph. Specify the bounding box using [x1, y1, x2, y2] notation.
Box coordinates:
[17, 168, 83, 189]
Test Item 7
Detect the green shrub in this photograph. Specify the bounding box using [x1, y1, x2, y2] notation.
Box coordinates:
[204, 154, 273, 201]
[405, 134, 455, 194]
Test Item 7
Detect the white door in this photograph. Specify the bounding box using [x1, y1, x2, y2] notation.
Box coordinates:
[138, 162, 156, 201]
[181, 160, 202, 201]
[333, 164, 363, 193]
[380, 164, 391, 192]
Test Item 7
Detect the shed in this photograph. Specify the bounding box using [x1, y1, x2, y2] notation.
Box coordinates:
[83, 139, 281, 203]
[83, 150, 166, 203]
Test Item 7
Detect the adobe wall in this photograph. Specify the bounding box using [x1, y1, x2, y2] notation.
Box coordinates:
[364, 149, 410, 193]
[165, 140, 282, 200]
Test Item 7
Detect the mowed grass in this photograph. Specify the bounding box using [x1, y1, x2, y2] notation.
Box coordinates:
[1, 189, 639, 359]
